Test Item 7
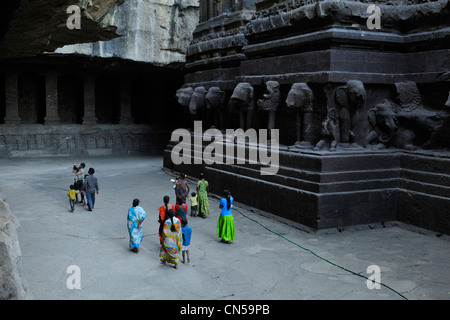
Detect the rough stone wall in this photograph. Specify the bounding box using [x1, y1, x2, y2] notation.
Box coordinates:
[0, 196, 27, 299]
[54, 0, 201, 66]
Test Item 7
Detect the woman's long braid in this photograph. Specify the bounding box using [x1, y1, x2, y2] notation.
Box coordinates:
[224, 190, 231, 210]
[163, 195, 170, 221]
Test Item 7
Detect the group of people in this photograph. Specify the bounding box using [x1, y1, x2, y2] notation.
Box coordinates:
[126, 172, 236, 270]
[67, 163, 99, 212]
[174, 173, 210, 219]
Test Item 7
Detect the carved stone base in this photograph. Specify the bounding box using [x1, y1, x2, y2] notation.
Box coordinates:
[163, 135, 450, 235]
[0, 124, 167, 157]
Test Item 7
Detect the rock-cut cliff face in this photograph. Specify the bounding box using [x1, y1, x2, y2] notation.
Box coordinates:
[0, 0, 123, 59]
[0, 197, 27, 299]
[54, 0, 200, 66]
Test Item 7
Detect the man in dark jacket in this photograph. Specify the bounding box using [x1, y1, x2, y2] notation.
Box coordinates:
[84, 167, 99, 211]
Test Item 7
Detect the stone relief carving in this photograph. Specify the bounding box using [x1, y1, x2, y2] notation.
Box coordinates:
[392, 81, 449, 149]
[176, 82, 450, 152]
[257, 80, 280, 134]
[363, 83, 450, 150]
[189, 86, 208, 116]
[334, 80, 366, 148]
[176, 87, 193, 109]
[228, 82, 255, 129]
[176, 86, 207, 126]
[286, 83, 315, 148]
[363, 100, 416, 150]
[205, 86, 226, 129]
[314, 108, 339, 151]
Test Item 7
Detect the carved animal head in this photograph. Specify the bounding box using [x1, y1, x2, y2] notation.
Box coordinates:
[395, 81, 423, 109]
[368, 100, 397, 127]
[258, 80, 280, 111]
[230, 82, 254, 104]
[286, 83, 314, 111]
[265, 81, 280, 95]
[189, 86, 207, 115]
[336, 80, 366, 112]
[229, 82, 254, 113]
[176, 87, 193, 108]
[205, 87, 225, 110]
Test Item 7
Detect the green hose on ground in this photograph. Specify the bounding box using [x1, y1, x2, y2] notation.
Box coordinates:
[209, 194, 408, 300]
[163, 168, 408, 300]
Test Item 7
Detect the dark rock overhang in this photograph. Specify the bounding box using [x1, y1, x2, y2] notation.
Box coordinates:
[0, 0, 123, 59]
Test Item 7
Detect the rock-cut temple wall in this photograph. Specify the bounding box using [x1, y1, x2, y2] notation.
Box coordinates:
[165, 0, 450, 234]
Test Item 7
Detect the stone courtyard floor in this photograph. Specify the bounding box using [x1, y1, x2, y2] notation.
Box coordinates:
[0, 155, 448, 303]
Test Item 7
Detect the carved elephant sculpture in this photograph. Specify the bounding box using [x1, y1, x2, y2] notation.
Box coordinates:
[205, 86, 226, 129]
[175, 86, 207, 128]
[176, 87, 193, 109]
[364, 100, 415, 150]
[334, 80, 366, 147]
[228, 82, 254, 129]
[189, 86, 207, 116]
[286, 83, 315, 148]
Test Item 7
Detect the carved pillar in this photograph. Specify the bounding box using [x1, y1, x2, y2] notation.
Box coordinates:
[199, 0, 208, 21]
[4, 72, 21, 124]
[119, 78, 134, 125]
[44, 72, 61, 125]
[82, 75, 97, 125]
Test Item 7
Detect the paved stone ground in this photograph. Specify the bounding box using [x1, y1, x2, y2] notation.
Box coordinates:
[0, 155, 448, 301]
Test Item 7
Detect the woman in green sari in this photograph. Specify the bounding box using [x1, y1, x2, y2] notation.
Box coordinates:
[217, 190, 235, 243]
[196, 173, 210, 218]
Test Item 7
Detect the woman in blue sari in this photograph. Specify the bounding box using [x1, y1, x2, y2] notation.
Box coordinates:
[127, 199, 147, 253]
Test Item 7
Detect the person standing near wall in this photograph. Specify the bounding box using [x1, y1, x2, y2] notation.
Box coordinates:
[197, 173, 210, 218]
[84, 167, 99, 211]
[217, 190, 235, 244]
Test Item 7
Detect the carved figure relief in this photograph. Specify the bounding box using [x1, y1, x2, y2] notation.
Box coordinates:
[314, 108, 339, 151]
[257, 80, 280, 133]
[189, 86, 207, 116]
[176, 87, 193, 109]
[363, 100, 415, 150]
[392, 81, 449, 149]
[286, 83, 315, 148]
[205, 86, 226, 129]
[334, 80, 366, 148]
[228, 82, 254, 129]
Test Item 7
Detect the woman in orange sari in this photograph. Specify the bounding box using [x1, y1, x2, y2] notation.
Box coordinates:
[158, 195, 175, 245]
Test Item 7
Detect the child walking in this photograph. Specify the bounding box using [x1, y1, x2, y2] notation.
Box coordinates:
[181, 218, 192, 264]
[188, 192, 198, 217]
[68, 185, 78, 212]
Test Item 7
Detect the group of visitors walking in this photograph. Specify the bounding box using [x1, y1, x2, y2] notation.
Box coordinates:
[68, 163, 99, 212]
[126, 172, 235, 270]
[67, 163, 234, 270]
